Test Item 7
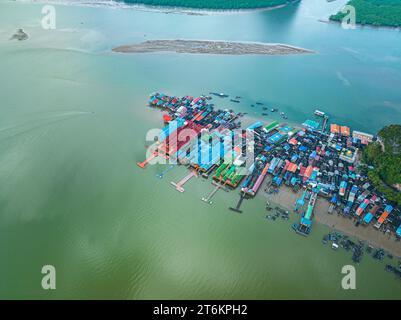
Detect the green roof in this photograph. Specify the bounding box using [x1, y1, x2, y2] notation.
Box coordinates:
[265, 121, 279, 132]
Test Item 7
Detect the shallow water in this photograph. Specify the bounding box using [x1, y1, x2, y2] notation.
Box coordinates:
[0, 0, 400, 299]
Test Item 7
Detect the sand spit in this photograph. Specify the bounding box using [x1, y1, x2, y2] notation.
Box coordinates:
[112, 39, 314, 56]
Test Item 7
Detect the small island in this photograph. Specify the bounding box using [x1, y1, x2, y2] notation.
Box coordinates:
[112, 39, 314, 55]
[118, 0, 298, 10]
[330, 0, 401, 28]
[10, 28, 29, 41]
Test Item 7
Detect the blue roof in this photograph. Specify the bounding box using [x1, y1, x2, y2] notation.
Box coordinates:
[269, 132, 283, 144]
[280, 125, 292, 133]
[384, 205, 394, 212]
[299, 145, 307, 152]
[247, 121, 263, 130]
[302, 119, 320, 130]
[301, 217, 312, 227]
[397, 225, 401, 237]
[363, 213, 373, 224]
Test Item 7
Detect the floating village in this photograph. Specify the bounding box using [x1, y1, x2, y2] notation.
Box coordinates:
[137, 92, 401, 279]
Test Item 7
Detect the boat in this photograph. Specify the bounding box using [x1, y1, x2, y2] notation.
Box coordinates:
[230, 99, 240, 103]
[210, 92, 229, 98]
[314, 109, 326, 117]
[271, 108, 278, 112]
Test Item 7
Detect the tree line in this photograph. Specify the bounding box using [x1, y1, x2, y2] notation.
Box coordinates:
[362, 125, 401, 206]
[119, 0, 293, 9]
[330, 0, 401, 27]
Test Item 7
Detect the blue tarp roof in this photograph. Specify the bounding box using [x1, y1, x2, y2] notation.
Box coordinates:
[299, 145, 307, 152]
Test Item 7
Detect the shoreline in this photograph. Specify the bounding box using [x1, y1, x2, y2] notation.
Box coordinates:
[19, 0, 299, 15]
[263, 185, 401, 258]
[321, 18, 401, 31]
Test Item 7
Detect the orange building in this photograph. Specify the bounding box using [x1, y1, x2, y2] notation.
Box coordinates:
[330, 124, 340, 134]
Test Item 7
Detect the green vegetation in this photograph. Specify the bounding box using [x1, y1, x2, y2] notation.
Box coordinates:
[362, 125, 401, 205]
[330, 0, 401, 27]
[120, 0, 295, 10]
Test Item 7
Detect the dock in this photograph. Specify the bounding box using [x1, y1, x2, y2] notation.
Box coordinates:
[171, 170, 198, 193]
[229, 193, 246, 213]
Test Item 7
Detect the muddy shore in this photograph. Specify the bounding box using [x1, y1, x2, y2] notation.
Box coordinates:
[264, 184, 401, 257]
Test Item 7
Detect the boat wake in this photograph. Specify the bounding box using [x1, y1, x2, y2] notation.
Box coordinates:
[16, 0, 211, 15]
[0, 110, 93, 142]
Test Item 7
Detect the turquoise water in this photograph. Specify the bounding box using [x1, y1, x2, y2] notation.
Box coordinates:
[0, 0, 401, 299]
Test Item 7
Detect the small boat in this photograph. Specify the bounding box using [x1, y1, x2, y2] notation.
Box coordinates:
[230, 99, 240, 103]
[256, 102, 264, 105]
[210, 92, 229, 98]
[314, 109, 326, 117]
[385, 265, 394, 272]
[271, 108, 278, 112]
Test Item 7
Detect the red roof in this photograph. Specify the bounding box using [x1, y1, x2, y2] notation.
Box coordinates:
[331, 124, 340, 134]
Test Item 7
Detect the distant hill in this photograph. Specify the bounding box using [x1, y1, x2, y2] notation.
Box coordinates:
[362, 124, 401, 205]
[330, 0, 401, 28]
[118, 0, 296, 10]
